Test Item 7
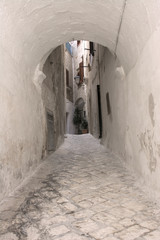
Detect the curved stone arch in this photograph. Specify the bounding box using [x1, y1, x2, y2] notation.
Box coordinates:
[33, 48, 54, 93]
[1, 0, 160, 77]
[75, 97, 85, 111]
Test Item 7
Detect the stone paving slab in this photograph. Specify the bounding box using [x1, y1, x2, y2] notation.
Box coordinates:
[0, 134, 160, 239]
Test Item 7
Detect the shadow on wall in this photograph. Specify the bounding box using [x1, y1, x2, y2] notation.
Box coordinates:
[41, 45, 65, 153]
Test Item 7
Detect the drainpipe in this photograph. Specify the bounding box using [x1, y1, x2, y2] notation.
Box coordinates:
[97, 45, 103, 139]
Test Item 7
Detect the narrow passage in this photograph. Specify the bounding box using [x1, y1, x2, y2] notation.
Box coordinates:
[0, 135, 160, 240]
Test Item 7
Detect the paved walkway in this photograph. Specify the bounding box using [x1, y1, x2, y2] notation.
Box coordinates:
[0, 134, 160, 240]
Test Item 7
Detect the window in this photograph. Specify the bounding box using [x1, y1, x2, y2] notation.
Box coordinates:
[66, 69, 69, 87]
[106, 92, 111, 115]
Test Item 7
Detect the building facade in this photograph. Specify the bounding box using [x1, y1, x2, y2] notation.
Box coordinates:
[65, 40, 89, 134]
[71, 40, 89, 134]
[65, 42, 75, 134]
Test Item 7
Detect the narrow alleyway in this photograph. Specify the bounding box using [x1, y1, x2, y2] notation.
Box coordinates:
[0, 135, 160, 240]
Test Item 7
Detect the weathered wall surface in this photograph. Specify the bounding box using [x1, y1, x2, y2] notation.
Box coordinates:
[87, 44, 100, 138]
[42, 46, 65, 150]
[0, 58, 46, 202]
[1, 0, 160, 75]
[89, 42, 160, 202]
[0, 45, 65, 202]
[65, 44, 75, 134]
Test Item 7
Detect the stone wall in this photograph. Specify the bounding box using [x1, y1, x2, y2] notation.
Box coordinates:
[65, 44, 75, 134]
[42, 45, 65, 150]
[0, 46, 65, 203]
[89, 43, 160, 202]
[87, 43, 100, 138]
[0, 58, 47, 202]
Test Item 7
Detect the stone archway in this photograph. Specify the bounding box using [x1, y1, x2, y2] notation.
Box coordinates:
[1, 0, 160, 202]
[75, 98, 85, 111]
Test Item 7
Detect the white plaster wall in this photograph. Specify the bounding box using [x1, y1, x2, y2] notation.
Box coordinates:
[124, 30, 160, 201]
[87, 44, 100, 138]
[1, 0, 160, 74]
[117, 0, 160, 73]
[0, 57, 46, 201]
[0, 0, 125, 77]
[91, 42, 160, 203]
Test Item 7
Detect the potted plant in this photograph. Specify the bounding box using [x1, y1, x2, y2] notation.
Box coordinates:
[73, 107, 82, 134]
[81, 118, 88, 134]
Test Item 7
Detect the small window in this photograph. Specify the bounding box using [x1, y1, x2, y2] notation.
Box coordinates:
[106, 92, 111, 115]
[66, 69, 69, 87]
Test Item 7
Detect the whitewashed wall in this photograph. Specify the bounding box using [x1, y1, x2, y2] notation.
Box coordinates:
[89, 43, 160, 203]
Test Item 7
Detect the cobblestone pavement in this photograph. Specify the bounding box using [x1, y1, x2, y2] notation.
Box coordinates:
[0, 134, 160, 240]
